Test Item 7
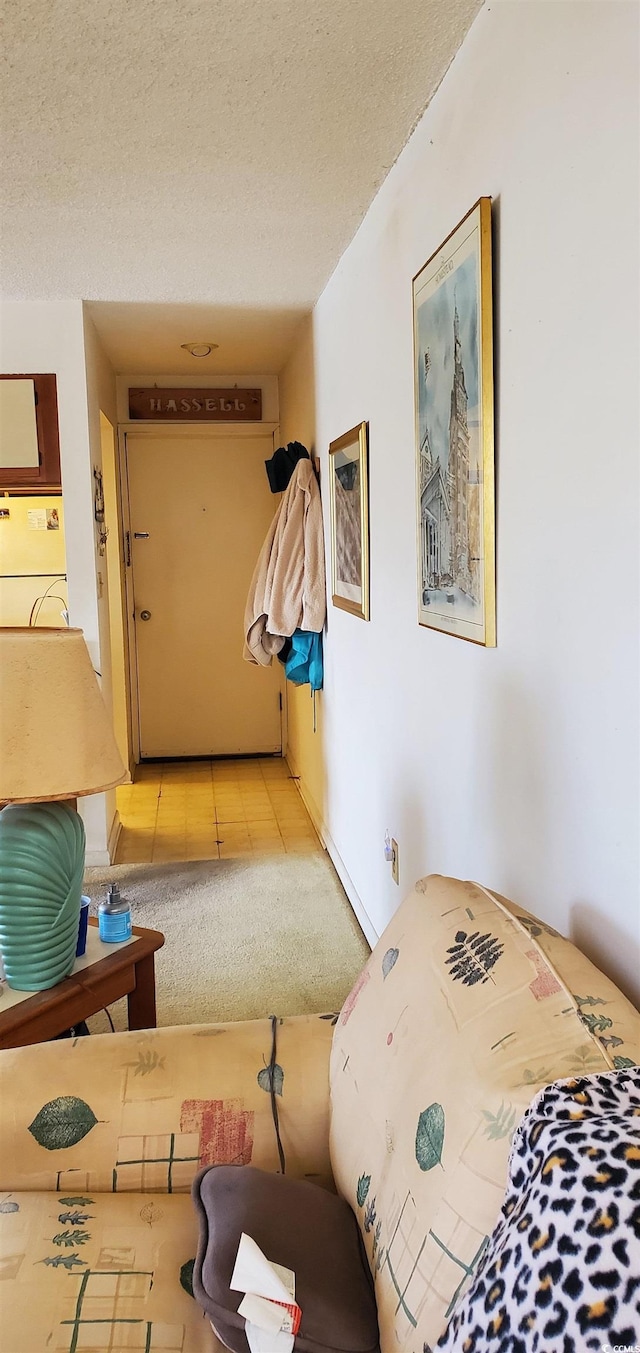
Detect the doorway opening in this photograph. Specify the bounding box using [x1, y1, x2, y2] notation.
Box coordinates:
[0, 491, 67, 628]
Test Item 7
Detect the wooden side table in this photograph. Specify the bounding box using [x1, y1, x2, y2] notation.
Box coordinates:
[0, 919, 165, 1049]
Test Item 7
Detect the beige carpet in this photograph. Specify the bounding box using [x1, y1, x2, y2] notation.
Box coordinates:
[83, 852, 369, 1033]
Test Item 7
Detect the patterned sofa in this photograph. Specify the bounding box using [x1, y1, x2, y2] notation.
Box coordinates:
[1, 874, 639, 1352]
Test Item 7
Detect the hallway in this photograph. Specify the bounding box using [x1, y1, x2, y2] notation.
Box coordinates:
[115, 756, 320, 864]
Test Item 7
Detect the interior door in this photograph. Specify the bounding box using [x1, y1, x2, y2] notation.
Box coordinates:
[125, 429, 281, 758]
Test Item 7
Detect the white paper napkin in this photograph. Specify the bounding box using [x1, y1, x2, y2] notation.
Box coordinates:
[230, 1232, 301, 1353]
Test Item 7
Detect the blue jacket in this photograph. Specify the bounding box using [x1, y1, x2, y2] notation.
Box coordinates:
[285, 630, 323, 692]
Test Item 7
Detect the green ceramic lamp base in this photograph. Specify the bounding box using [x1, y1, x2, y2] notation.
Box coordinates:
[0, 801, 86, 991]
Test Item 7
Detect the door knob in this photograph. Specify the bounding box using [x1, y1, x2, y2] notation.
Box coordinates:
[140, 610, 152, 621]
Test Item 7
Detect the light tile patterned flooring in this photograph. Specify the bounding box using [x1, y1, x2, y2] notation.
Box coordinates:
[115, 757, 320, 865]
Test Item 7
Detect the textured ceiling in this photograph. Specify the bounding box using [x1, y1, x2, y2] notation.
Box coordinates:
[4, 0, 481, 374]
[2, 0, 480, 318]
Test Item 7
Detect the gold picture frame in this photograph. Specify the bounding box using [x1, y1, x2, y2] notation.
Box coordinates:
[413, 197, 496, 645]
[328, 421, 370, 621]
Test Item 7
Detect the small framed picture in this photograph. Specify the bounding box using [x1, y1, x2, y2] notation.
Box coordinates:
[413, 197, 496, 645]
[328, 421, 370, 621]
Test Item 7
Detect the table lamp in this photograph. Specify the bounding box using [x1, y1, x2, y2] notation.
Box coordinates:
[0, 628, 128, 991]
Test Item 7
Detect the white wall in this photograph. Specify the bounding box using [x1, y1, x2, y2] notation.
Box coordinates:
[279, 0, 640, 999]
[0, 301, 119, 861]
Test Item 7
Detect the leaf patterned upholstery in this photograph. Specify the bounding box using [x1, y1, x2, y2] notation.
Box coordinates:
[328, 875, 640, 1349]
[0, 1014, 333, 1351]
[1, 875, 638, 1352]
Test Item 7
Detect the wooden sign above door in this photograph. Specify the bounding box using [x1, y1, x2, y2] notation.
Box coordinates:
[128, 387, 262, 421]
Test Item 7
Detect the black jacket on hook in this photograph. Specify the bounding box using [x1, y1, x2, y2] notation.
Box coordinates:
[265, 441, 310, 493]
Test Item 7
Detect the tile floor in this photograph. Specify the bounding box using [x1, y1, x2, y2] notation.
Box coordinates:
[115, 757, 321, 864]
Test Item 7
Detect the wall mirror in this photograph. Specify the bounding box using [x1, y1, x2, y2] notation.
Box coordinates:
[0, 374, 62, 493]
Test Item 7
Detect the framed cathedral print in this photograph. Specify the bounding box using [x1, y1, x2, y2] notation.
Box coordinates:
[329, 421, 370, 620]
[413, 197, 496, 645]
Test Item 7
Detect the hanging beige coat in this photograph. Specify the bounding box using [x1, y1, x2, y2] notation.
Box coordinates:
[243, 458, 326, 666]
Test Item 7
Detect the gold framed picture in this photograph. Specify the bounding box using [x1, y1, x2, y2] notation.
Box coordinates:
[413, 197, 496, 645]
[328, 421, 370, 621]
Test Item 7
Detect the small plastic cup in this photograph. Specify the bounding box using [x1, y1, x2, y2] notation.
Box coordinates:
[76, 897, 90, 957]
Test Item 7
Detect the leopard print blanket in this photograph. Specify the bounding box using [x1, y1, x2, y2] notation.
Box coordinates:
[435, 1068, 640, 1352]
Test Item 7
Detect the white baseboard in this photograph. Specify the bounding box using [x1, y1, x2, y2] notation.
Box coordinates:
[285, 757, 326, 848]
[85, 848, 112, 867]
[107, 806, 121, 860]
[84, 810, 122, 869]
[107, 810, 122, 864]
[322, 829, 379, 949]
[285, 755, 379, 949]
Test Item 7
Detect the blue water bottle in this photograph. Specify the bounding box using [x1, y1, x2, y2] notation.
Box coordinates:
[98, 884, 132, 943]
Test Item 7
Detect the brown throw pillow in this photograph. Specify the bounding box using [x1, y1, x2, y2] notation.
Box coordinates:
[192, 1165, 380, 1353]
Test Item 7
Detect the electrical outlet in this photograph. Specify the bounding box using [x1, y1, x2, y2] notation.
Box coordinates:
[391, 838, 399, 885]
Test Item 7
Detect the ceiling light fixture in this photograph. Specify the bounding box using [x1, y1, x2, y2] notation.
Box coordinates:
[180, 342, 219, 358]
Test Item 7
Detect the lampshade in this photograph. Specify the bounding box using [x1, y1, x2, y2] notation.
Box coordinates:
[0, 627, 128, 802]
